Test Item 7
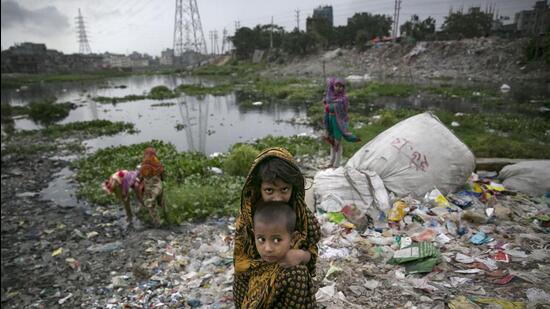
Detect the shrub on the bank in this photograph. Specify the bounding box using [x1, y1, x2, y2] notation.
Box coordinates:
[28, 97, 72, 125]
[73, 141, 243, 223]
[252, 135, 325, 157]
[525, 35, 550, 64]
[149, 85, 177, 99]
[163, 174, 243, 223]
[223, 144, 259, 176]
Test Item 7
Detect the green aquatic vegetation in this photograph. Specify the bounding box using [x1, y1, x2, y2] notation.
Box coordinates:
[26, 97, 73, 126]
[72, 140, 243, 222]
[42, 120, 137, 139]
[192, 62, 266, 77]
[223, 144, 260, 176]
[176, 83, 233, 96]
[3, 120, 135, 155]
[2, 143, 57, 156]
[163, 174, 244, 223]
[93, 94, 148, 103]
[149, 85, 178, 99]
[423, 84, 497, 98]
[15, 120, 136, 140]
[93, 85, 178, 103]
[252, 135, 326, 157]
[1, 69, 181, 89]
[151, 102, 176, 107]
[348, 82, 416, 101]
[236, 78, 322, 106]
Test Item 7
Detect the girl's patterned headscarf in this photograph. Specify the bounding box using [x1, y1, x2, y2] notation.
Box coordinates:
[233, 147, 320, 308]
[326, 77, 347, 102]
[139, 147, 164, 177]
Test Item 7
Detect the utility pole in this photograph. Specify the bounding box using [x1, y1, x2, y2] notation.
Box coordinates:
[221, 28, 227, 54]
[295, 9, 300, 31]
[213, 30, 219, 55]
[392, 0, 402, 40]
[270, 16, 274, 49]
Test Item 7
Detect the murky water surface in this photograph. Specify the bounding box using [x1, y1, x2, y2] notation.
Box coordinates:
[1, 75, 313, 154]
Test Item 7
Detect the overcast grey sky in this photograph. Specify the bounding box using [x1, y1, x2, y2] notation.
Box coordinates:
[1, 0, 537, 56]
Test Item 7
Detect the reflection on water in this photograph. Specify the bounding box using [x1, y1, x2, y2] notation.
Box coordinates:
[3, 74, 548, 154]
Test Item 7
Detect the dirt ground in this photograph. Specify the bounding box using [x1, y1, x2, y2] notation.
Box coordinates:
[263, 37, 550, 86]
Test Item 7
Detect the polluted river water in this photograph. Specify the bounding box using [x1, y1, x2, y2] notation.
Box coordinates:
[1, 74, 313, 154]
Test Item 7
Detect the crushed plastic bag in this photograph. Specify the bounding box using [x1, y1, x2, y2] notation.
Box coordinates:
[470, 296, 525, 309]
[470, 231, 493, 245]
[388, 200, 407, 222]
[387, 242, 441, 274]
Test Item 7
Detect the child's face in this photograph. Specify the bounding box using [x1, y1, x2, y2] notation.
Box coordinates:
[254, 220, 292, 263]
[334, 83, 344, 94]
[260, 179, 292, 202]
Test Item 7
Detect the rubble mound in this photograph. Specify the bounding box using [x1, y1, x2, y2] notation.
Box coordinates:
[269, 37, 549, 84]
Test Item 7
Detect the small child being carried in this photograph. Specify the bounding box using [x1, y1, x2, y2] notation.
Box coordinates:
[243, 200, 317, 308]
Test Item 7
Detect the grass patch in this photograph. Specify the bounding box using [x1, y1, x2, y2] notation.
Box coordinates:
[2, 142, 57, 155]
[236, 78, 323, 106]
[93, 85, 178, 103]
[27, 97, 73, 125]
[16, 119, 137, 139]
[176, 83, 233, 96]
[1, 69, 181, 89]
[344, 108, 550, 159]
[223, 144, 260, 176]
[348, 82, 416, 101]
[192, 62, 266, 77]
[72, 140, 244, 223]
[72, 136, 325, 223]
[251, 135, 326, 157]
[151, 102, 176, 107]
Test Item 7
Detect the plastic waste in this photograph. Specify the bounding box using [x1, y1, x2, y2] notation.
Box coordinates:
[87, 241, 123, 253]
[51, 247, 63, 257]
[448, 295, 481, 309]
[424, 187, 451, 208]
[388, 200, 407, 222]
[469, 231, 493, 245]
[470, 296, 524, 308]
[387, 242, 441, 274]
[341, 204, 369, 231]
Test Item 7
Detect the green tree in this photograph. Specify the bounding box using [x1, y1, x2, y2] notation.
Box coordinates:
[230, 27, 257, 59]
[306, 17, 333, 48]
[347, 12, 393, 42]
[282, 30, 318, 55]
[230, 25, 286, 60]
[400, 15, 436, 41]
[441, 8, 492, 38]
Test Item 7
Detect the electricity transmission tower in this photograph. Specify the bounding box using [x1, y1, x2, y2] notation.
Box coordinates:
[76, 9, 92, 54]
[173, 0, 207, 55]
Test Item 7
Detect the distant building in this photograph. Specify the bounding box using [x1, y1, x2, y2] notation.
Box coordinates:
[160, 48, 174, 66]
[103, 53, 132, 68]
[313, 5, 333, 27]
[515, 0, 550, 35]
[1, 43, 47, 73]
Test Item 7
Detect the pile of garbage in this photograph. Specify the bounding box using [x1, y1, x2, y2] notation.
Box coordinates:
[314, 177, 549, 308]
[312, 112, 550, 308]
